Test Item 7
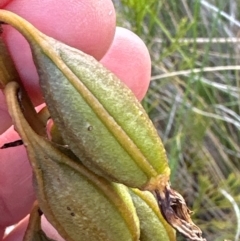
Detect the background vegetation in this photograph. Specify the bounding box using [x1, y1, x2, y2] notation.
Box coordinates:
[113, 1, 240, 240]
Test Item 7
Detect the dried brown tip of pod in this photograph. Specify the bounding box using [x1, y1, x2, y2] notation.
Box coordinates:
[154, 183, 207, 241]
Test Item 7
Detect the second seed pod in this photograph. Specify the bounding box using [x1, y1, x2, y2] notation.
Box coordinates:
[5, 81, 140, 241]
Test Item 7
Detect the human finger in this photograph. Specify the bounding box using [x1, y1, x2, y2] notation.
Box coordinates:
[0, 126, 35, 228]
[101, 27, 151, 101]
[3, 215, 65, 241]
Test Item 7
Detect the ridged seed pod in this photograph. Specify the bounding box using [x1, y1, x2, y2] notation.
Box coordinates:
[129, 189, 176, 241]
[0, 10, 170, 190]
[5, 81, 140, 241]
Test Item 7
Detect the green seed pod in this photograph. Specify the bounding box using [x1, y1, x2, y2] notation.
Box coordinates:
[129, 189, 176, 241]
[5, 81, 140, 241]
[34, 36, 170, 189]
[0, 10, 170, 190]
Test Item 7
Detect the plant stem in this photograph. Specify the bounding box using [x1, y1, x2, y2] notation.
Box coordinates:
[0, 37, 21, 89]
[0, 26, 46, 136]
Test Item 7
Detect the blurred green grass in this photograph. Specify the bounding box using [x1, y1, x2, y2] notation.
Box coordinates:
[113, 1, 240, 240]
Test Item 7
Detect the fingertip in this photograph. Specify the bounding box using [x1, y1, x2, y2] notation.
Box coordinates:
[42, 216, 65, 241]
[3, 0, 116, 105]
[0, 127, 35, 227]
[0, 227, 5, 240]
[2, 217, 28, 241]
[3, 215, 65, 241]
[100, 27, 151, 101]
[0, 0, 11, 8]
[5, 0, 116, 59]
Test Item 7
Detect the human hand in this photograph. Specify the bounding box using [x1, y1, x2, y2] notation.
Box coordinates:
[0, 0, 151, 240]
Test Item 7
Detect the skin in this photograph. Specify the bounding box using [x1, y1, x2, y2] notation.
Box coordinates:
[0, 0, 151, 240]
